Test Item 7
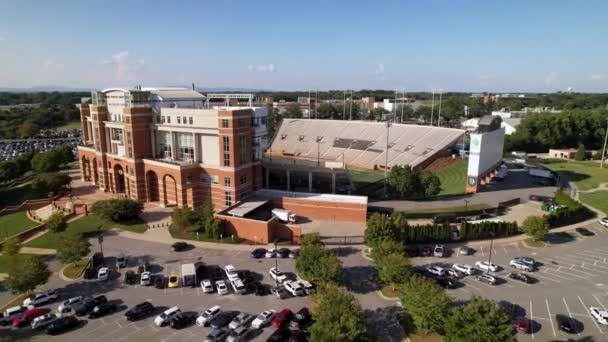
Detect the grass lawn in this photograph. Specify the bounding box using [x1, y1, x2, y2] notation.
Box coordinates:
[25, 214, 147, 249]
[0, 254, 40, 274]
[348, 169, 385, 184]
[403, 203, 491, 216]
[59, 121, 82, 129]
[62, 258, 90, 279]
[537, 159, 608, 191]
[434, 159, 467, 196]
[0, 211, 39, 241]
[579, 191, 608, 215]
[168, 224, 243, 244]
[0, 182, 47, 208]
[396, 311, 444, 342]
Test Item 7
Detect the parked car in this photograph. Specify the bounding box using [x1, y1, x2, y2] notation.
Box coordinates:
[224, 265, 239, 281]
[509, 259, 534, 272]
[299, 280, 316, 295]
[45, 316, 79, 335]
[229, 312, 254, 330]
[265, 248, 277, 258]
[576, 227, 595, 236]
[154, 276, 167, 289]
[459, 246, 474, 256]
[23, 289, 59, 307]
[515, 317, 528, 333]
[230, 278, 246, 294]
[599, 218, 608, 227]
[513, 256, 536, 268]
[227, 325, 250, 342]
[216, 280, 229, 295]
[168, 274, 179, 288]
[196, 305, 222, 327]
[73, 295, 107, 316]
[269, 267, 288, 283]
[508, 272, 535, 284]
[171, 242, 189, 251]
[590, 307, 608, 325]
[250, 248, 267, 259]
[434, 276, 457, 289]
[272, 309, 292, 328]
[125, 270, 138, 285]
[284, 281, 305, 296]
[97, 267, 109, 281]
[154, 306, 182, 326]
[475, 261, 500, 272]
[205, 328, 230, 342]
[31, 313, 57, 330]
[88, 303, 117, 319]
[210, 311, 240, 329]
[446, 269, 464, 279]
[433, 245, 445, 257]
[116, 254, 127, 268]
[277, 248, 291, 258]
[425, 266, 446, 278]
[405, 245, 419, 257]
[140, 272, 152, 286]
[271, 287, 290, 299]
[125, 302, 154, 321]
[289, 249, 299, 258]
[267, 328, 291, 342]
[476, 274, 497, 285]
[432, 213, 457, 224]
[57, 296, 84, 313]
[169, 314, 195, 329]
[247, 282, 268, 296]
[237, 270, 255, 284]
[556, 314, 577, 333]
[251, 309, 275, 329]
[420, 246, 432, 257]
[201, 279, 214, 293]
[290, 308, 311, 329]
[13, 308, 43, 328]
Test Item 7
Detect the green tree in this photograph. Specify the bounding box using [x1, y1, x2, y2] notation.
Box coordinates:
[574, 143, 586, 161]
[370, 107, 389, 121]
[444, 296, 515, 342]
[204, 216, 223, 239]
[415, 105, 432, 122]
[46, 211, 67, 233]
[284, 103, 303, 119]
[376, 252, 412, 288]
[53, 144, 75, 165]
[370, 239, 403, 262]
[17, 120, 38, 138]
[296, 241, 343, 285]
[56, 233, 91, 265]
[31, 151, 62, 173]
[317, 103, 340, 120]
[522, 215, 549, 242]
[399, 275, 452, 334]
[13, 151, 35, 174]
[90, 199, 143, 223]
[388, 165, 424, 199]
[365, 213, 400, 248]
[171, 207, 196, 231]
[2, 236, 22, 256]
[31, 172, 71, 193]
[0, 161, 19, 181]
[4, 255, 51, 294]
[309, 285, 369, 342]
[266, 108, 280, 140]
[419, 170, 442, 197]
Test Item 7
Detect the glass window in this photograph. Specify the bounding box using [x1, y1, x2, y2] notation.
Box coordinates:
[222, 119, 229, 128]
[177, 116, 181, 124]
[224, 192, 232, 206]
[240, 175, 247, 185]
[161, 116, 165, 123]
[223, 136, 230, 166]
[167, 116, 171, 123]
[157, 131, 172, 158]
[200, 174, 219, 184]
[239, 136, 247, 165]
[189, 117, 193, 125]
[224, 177, 231, 186]
[156, 115, 161, 123]
[182, 116, 187, 124]
[176, 133, 194, 161]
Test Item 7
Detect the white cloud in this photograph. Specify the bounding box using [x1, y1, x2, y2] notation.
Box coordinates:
[591, 73, 608, 81]
[375, 63, 385, 76]
[544, 71, 559, 86]
[247, 63, 275, 72]
[100, 51, 145, 82]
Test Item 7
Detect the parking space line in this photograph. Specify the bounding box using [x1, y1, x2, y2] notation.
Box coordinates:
[529, 300, 535, 339]
[480, 246, 485, 257]
[562, 298, 581, 337]
[578, 296, 604, 334]
[546, 299, 557, 338]
[593, 294, 607, 310]
[542, 268, 586, 280]
[532, 272, 561, 283]
[558, 254, 608, 269]
[502, 246, 509, 254]
[577, 250, 608, 258]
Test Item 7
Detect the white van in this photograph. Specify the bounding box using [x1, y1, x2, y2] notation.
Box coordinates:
[154, 306, 182, 326]
[0, 306, 28, 325]
[284, 281, 305, 296]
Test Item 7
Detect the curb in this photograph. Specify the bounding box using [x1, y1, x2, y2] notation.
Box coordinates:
[521, 239, 546, 249]
[376, 289, 400, 301]
[58, 258, 90, 282]
[361, 248, 373, 262]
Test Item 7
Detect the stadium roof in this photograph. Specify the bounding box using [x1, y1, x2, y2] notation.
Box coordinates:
[269, 119, 464, 169]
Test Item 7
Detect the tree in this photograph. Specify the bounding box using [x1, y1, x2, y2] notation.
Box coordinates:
[0, 161, 18, 182]
[91, 199, 143, 223]
[309, 284, 369, 342]
[575, 143, 586, 161]
[444, 296, 515, 342]
[317, 103, 339, 120]
[13, 151, 34, 174]
[415, 105, 432, 122]
[171, 207, 197, 231]
[419, 170, 441, 198]
[54, 144, 75, 165]
[365, 213, 401, 248]
[4, 255, 51, 294]
[376, 252, 412, 288]
[17, 120, 38, 138]
[370, 239, 403, 262]
[2, 236, 21, 256]
[370, 107, 389, 121]
[284, 103, 303, 119]
[46, 211, 67, 233]
[31, 172, 72, 193]
[31, 151, 62, 173]
[56, 233, 90, 265]
[266, 108, 280, 140]
[296, 241, 343, 285]
[204, 217, 223, 239]
[399, 275, 452, 334]
[395, 105, 415, 122]
[522, 215, 549, 242]
[388, 165, 423, 199]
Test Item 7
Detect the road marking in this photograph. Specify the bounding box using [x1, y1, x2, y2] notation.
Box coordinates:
[503, 246, 508, 254]
[546, 299, 557, 337]
[514, 243, 521, 251]
[529, 300, 535, 339]
[593, 294, 607, 310]
[562, 298, 581, 336]
[480, 246, 485, 257]
[532, 272, 561, 283]
[542, 268, 585, 280]
[578, 296, 604, 334]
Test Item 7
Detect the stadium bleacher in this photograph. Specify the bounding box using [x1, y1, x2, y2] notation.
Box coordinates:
[269, 119, 465, 170]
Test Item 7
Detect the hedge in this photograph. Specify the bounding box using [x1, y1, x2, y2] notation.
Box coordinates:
[404, 224, 452, 243]
[459, 221, 519, 241]
[546, 191, 595, 228]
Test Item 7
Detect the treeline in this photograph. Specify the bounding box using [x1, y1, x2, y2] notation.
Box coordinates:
[0, 92, 87, 139]
[506, 108, 608, 152]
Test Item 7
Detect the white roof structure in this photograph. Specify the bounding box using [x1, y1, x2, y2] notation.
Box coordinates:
[143, 87, 206, 100]
[270, 119, 464, 169]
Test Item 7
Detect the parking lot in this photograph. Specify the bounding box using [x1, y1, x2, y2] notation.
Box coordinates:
[412, 222, 608, 341]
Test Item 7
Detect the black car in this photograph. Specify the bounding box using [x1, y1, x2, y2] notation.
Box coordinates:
[289, 330, 309, 342]
[267, 328, 291, 342]
[432, 213, 457, 224]
[238, 270, 255, 284]
[154, 276, 167, 289]
[205, 265, 224, 280]
[210, 311, 240, 329]
[88, 303, 117, 319]
[171, 242, 189, 252]
[575, 227, 595, 236]
[92, 252, 104, 268]
[125, 270, 137, 285]
[125, 302, 155, 321]
[508, 272, 535, 284]
[46, 316, 79, 335]
[404, 245, 419, 257]
[74, 295, 107, 316]
[290, 308, 311, 329]
[556, 314, 577, 333]
[250, 248, 267, 259]
[277, 248, 291, 258]
[247, 282, 269, 296]
[169, 314, 195, 329]
[434, 276, 457, 289]
[137, 261, 150, 274]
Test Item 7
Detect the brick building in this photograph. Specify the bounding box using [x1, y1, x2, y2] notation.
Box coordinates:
[77, 87, 268, 210]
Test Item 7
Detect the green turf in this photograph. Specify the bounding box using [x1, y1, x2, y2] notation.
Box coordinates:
[537, 159, 608, 191]
[579, 191, 608, 215]
[24, 214, 147, 249]
[402, 203, 491, 215]
[348, 169, 385, 185]
[0, 211, 39, 241]
[168, 224, 243, 244]
[0, 254, 40, 274]
[0, 182, 48, 208]
[433, 159, 467, 196]
[59, 121, 82, 129]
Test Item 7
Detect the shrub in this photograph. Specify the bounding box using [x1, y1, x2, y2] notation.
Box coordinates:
[522, 216, 549, 242]
[46, 211, 67, 233]
[458, 221, 519, 241]
[32, 172, 71, 193]
[2, 237, 21, 256]
[546, 191, 594, 227]
[91, 199, 143, 223]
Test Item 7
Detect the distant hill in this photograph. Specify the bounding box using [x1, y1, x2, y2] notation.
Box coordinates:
[0, 86, 93, 93]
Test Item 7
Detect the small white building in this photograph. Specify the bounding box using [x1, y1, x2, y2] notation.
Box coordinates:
[501, 118, 520, 135]
[461, 117, 480, 130]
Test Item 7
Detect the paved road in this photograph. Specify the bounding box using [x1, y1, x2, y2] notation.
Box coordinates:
[412, 221, 608, 341]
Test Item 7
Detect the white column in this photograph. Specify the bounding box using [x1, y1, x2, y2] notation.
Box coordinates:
[171, 131, 178, 160]
[192, 132, 199, 163]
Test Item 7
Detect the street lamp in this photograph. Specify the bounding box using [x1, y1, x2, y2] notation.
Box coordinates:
[273, 239, 279, 289]
[464, 199, 470, 213]
[486, 232, 495, 274]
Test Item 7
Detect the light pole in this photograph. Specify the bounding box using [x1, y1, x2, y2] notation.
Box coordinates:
[273, 239, 279, 289]
[601, 117, 608, 169]
[430, 90, 435, 126]
[383, 115, 393, 198]
[464, 199, 469, 213]
[486, 232, 494, 274]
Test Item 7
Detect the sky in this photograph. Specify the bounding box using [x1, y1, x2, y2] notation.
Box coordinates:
[1, 0, 607, 92]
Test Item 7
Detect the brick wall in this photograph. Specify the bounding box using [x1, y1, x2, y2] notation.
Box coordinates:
[272, 197, 367, 223]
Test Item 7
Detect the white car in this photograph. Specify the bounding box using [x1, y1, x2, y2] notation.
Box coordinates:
[229, 312, 254, 330]
[57, 296, 84, 312]
[284, 281, 305, 296]
[590, 307, 608, 325]
[24, 289, 58, 307]
[299, 280, 316, 295]
[196, 305, 221, 326]
[140, 272, 152, 286]
[265, 248, 277, 258]
[509, 260, 534, 272]
[97, 267, 109, 281]
[425, 266, 446, 277]
[475, 261, 499, 272]
[251, 309, 275, 329]
[216, 280, 229, 295]
[200, 279, 214, 293]
[154, 306, 181, 326]
[230, 278, 246, 294]
[116, 254, 127, 268]
[224, 265, 239, 281]
[599, 218, 608, 227]
[31, 313, 56, 330]
[452, 264, 475, 275]
[269, 267, 288, 283]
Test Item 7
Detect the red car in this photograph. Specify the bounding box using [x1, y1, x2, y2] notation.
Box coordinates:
[420, 246, 432, 257]
[515, 317, 528, 333]
[271, 309, 292, 328]
[13, 308, 43, 328]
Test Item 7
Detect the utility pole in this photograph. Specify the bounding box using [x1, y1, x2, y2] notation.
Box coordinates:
[383, 114, 393, 198]
[486, 232, 494, 274]
[438, 91, 443, 127]
[343, 91, 346, 119]
[430, 90, 435, 126]
[349, 89, 353, 120]
[601, 117, 608, 169]
[400, 90, 405, 123]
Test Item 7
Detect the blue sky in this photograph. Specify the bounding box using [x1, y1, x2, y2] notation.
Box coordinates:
[1, 0, 607, 92]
